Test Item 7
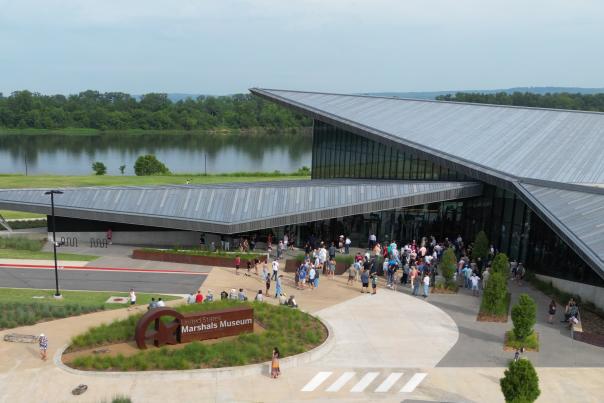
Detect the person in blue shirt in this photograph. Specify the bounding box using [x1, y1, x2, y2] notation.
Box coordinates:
[360, 270, 370, 293]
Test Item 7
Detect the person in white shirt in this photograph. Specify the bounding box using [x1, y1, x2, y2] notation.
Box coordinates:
[345, 237, 351, 254]
[470, 273, 480, 297]
[422, 274, 430, 298]
[271, 260, 279, 281]
[128, 288, 136, 310]
[308, 266, 316, 289]
[255, 290, 264, 302]
[156, 298, 166, 307]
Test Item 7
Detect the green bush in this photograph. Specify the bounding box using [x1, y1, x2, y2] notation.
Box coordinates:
[491, 253, 510, 275]
[134, 154, 170, 176]
[472, 230, 489, 261]
[0, 236, 45, 251]
[0, 302, 105, 330]
[111, 394, 132, 403]
[511, 294, 537, 341]
[92, 161, 107, 175]
[480, 271, 509, 316]
[500, 358, 540, 403]
[440, 248, 456, 286]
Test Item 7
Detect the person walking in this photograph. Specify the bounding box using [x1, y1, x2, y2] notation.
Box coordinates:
[128, 288, 136, 311]
[271, 259, 279, 281]
[265, 273, 271, 296]
[271, 347, 281, 378]
[275, 275, 283, 298]
[470, 272, 480, 297]
[422, 272, 430, 298]
[371, 273, 378, 295]
[308, 265, 316, 290]
[39, 333, 48, 361]
[347, 264, 355, 285]
[548, 299, 557, 324]
[235, 255, 241, 276]
[345, 236, 351, 254]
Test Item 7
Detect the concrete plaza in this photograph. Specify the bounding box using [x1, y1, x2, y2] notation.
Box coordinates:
[1, 258, 604, 402]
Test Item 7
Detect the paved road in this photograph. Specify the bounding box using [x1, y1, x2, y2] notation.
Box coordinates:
[0, 266, 206, 294]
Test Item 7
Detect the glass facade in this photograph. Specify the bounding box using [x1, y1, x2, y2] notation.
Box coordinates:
[312, 120, 468, 181]
[305, 120, 603, 287]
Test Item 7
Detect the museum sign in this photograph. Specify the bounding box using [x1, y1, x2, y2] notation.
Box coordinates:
[135, 306, 254, 349]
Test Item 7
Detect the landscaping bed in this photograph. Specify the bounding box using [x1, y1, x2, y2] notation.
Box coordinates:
[0, 288, 178, 330]
[477, 292, 511, 322]
[65, 300, 327, 371]
[132, 248, 266, 267]
[0, 236, 98, 261]
[504, 331, 539, 352]
[0, 218, 47, 231]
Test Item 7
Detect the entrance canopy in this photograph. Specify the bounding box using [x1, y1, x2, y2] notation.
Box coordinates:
[0, 180, 482, 234]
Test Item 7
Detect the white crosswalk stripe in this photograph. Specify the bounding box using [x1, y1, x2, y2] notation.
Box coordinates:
[350, 372, 380, 393]
[301, 371, 332, 392]
[301, 370, 428, 394]
[400, 372, 427, 393]
[325, 372, 356, 392]
[375, 372, 403, 392]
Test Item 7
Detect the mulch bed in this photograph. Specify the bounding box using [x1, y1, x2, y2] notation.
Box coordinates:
[476, 311, 508, 323]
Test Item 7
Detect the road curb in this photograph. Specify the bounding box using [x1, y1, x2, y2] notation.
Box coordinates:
[54, 313, 336, 380]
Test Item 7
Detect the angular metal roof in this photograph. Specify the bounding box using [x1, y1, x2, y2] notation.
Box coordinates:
[516, 181, 604, 276]
[251, 88, 604, 185]
[0, 180, 482, 234]
[251, 88, 604, 278]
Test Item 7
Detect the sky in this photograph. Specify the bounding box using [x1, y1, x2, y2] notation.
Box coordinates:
[1, 0, 603, 95]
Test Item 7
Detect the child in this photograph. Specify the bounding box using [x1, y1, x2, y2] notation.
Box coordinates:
[371, 273, 378, 294]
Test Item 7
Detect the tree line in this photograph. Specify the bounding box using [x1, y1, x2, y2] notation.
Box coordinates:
[436, 91, 604, 112]
[0, 91, 311, 131]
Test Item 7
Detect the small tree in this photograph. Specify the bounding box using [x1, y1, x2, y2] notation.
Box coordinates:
[472, 230, 489, 262]
[134, 154, 170, 176]
[91, 161, 107, 176]
[511, 294, 537, 341]
[500, 358, 540, 403]
[440, 247, 456, 287]
[491, 253, 510, 275]
[119, 164, 126, 175]
[481, 271, 508, 315]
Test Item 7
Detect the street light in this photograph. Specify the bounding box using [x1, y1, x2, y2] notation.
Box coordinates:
[45, 190, 63, 298]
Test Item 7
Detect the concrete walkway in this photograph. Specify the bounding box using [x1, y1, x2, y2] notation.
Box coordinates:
[1, 264, 604, 402]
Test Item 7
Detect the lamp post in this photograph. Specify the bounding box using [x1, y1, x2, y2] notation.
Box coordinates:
[45, 190, 63, 298]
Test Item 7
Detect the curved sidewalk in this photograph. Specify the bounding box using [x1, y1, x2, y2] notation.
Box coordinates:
[0, 267, 460, 402]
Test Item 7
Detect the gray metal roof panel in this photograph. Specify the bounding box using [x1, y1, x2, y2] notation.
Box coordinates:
[0, 180, 482, 234]
[517, 182, 604, 276]
[252, 88, 604, 184]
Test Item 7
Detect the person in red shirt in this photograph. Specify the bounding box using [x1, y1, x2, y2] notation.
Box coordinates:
[195, 290, 204, 303]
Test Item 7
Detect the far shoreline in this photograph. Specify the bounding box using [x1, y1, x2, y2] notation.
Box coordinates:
[0, 127, 312, 137]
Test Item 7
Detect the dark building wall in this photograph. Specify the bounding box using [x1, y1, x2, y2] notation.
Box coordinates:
[312, 120, 469, 181]
[311, 120, 603, 286]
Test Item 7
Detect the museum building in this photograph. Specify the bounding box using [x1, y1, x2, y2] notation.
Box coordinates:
[1, 88, 603, 306]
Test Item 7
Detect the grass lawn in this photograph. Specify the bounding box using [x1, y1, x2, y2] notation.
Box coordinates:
[0, 210, 45, 219]
[0, 249, 98, 261]
[0, 288, 180, 330]
[0, 174, 309, 189]
[68, 300, 327, 370]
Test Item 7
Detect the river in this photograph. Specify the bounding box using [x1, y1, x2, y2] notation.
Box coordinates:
[0, 132, 313, 175]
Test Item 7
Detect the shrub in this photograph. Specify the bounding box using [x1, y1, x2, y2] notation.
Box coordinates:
[500, 358, 540, 403]
[511, 294, 537, 341]
[491, 253, 510, 275]
[440, 248, 456, 286]
[134, 154, 170, 176]
[0, 236, 45, 251]
[472, 230, 489, 261]
[119, 164, 126, 175]
[481, 271, 508, 315]
[92, 161, 107, 175]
